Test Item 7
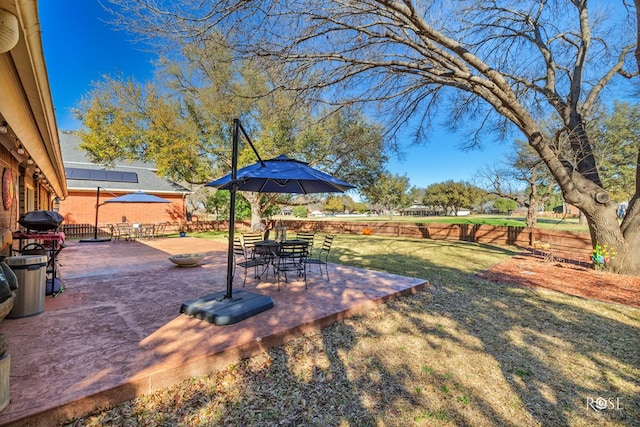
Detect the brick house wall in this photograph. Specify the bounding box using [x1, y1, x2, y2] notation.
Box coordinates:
[59, 190, 186, 225]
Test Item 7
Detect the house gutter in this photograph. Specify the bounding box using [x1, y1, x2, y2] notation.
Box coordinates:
[0, 0, 67, 198]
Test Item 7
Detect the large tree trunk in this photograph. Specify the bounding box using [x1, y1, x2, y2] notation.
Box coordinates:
[525, 188, 538, 228]
[557, 161, 640, 274]
[525, 203, 537, 228]
[527, 123, 639, 275]
[582, 202, 640, 275]
[239, 192, 264, 231]
[552, 180, 640, 276]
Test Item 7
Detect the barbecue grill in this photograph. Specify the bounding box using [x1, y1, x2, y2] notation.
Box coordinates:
[18, 210, 63, 232]
[15, 210, 65, 296]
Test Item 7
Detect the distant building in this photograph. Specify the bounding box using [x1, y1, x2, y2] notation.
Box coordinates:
[399, 205, 443, 216]
[58, 131, 190, 225]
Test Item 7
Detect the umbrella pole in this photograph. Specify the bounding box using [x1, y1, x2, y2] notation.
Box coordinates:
[180, 118, 274, 325]
[224, 120, 240, 299]
[92, 186, 101, 240]
[79, 187, 112, 243]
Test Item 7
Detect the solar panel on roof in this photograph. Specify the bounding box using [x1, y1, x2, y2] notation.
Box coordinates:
[66, 167, 138, 183]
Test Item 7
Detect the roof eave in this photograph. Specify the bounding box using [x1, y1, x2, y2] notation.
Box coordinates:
[0, 0, 67, 198]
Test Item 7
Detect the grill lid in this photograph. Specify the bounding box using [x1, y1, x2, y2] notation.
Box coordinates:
[18, 210, 64, 232]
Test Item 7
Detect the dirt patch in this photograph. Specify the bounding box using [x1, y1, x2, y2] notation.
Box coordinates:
[478, 250, 640, 308]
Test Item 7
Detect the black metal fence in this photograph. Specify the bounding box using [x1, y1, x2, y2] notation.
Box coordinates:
[59, 221, 226, 240]
[60, 224, 112, 240]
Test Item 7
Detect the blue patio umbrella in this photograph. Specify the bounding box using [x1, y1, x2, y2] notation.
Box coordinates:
[207, 155, 355, 194]
[181, 119, 355, 326]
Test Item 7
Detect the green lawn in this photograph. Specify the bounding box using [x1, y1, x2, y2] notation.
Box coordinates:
[70, 234, 639, 427]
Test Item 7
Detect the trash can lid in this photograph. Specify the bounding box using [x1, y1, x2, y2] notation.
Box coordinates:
[5, 255, 48, 266]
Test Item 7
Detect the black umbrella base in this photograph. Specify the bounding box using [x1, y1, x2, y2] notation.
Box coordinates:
[180, 290, 274, 325]
[79, 238, 111, 243]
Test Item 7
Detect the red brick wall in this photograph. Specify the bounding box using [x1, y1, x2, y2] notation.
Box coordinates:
[59, 190, 186, 226]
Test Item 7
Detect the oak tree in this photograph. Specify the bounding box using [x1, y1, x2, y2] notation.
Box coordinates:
[423, 181, 485, 216]
[363, 172, 413, 218]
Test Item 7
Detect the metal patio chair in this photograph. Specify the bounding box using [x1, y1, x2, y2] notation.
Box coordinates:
[305, 234, 335, 280]
[242, 232, 264, 259]
[295, 232, 315, 253]
[275, 242, 309, 290]
[233, 238, 267, 287]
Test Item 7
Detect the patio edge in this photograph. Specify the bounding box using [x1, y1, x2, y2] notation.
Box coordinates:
[1, 280, 428, 427]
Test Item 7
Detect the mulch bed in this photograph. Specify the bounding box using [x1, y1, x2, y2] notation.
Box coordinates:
[478, 250, 640, 308]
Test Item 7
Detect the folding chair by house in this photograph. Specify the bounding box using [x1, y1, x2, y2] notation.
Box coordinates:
[154, 222, 168, 238]
[140, 224, 155, 239]
[116, 223, 135, 241]
[109, 224, 121, 241]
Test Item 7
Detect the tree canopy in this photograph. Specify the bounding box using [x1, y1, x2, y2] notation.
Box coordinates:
[423, 181, 485, 216]
[74, 37, 388, 226]
[589, 101, 640, 202]
[363, 172, 413, 216]
[493, 198, 518, 214]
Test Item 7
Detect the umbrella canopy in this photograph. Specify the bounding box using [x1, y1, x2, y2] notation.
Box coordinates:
[206, 155, 355, 194]
[104, 191, 171, 204]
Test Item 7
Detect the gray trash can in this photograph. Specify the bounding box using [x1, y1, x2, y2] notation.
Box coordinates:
[5, 255, 47, 318]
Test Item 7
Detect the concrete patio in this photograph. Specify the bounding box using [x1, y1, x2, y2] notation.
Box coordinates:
[0, 237, 427, 426]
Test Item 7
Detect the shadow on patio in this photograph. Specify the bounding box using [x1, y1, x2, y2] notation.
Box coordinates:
[0, 237, 427, 426]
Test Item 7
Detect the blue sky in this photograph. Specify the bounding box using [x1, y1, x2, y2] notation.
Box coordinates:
[39, 0, 513, 190]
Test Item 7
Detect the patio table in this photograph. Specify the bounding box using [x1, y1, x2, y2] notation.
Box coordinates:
[253, 239, 309, 258]
[252, 240, 279, 279]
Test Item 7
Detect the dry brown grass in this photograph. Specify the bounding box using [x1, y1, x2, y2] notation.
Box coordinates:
[63, 235, 639, 426]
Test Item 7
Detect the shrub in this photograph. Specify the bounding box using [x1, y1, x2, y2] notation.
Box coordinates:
[292, 206, 308, 218]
